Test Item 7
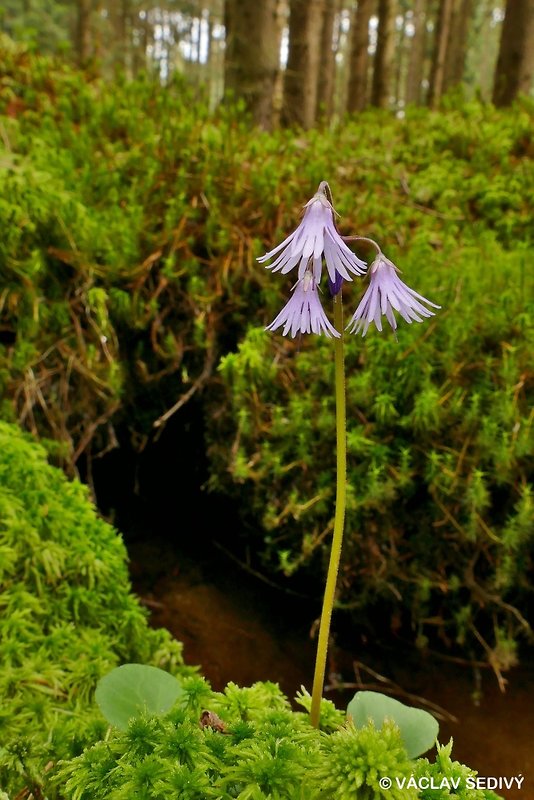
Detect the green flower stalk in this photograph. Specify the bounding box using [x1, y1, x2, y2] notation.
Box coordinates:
[310, 291, 347, 727]
[259, 183, 440, 728]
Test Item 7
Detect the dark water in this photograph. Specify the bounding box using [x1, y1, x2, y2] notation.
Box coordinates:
[129, 539, 534, 800]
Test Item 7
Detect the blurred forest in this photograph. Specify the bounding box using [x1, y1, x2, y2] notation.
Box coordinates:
[1, 0, 533, 127]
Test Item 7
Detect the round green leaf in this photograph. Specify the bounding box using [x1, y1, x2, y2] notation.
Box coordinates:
[95, 664, 184, 730]
[347, 690, 439, 758]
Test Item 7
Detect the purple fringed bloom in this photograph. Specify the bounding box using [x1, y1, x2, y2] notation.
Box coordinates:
[347, 255, 440, 336]
[258, 190, 366, 284]
[266, 270, 340, 339]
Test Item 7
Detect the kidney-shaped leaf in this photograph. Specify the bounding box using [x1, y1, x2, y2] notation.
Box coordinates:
[95, 664, 184, 730]
[347, 690, 439, 758]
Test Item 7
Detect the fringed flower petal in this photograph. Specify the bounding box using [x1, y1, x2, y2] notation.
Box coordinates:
[266, 273, 340, 339]
[347, 255, 440, 336]
[258, 191, 366, 284]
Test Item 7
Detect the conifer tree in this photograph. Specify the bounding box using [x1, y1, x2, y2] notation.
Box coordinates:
[493, 0, 534, 106]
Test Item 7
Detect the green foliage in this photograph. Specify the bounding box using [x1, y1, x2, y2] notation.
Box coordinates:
[0, 41, 272, 467]
[209, 227, 533, 669]
[55, 681, 500, 800]
[95, 664, 185, 731]
[0, 5, 73, 54]
[414, 740, 501, 800]
[311, 720, 418, 800]
[0, 421, 191, 798]
[0, 42, 533, 670]
[295, 686, 345, 732]
[347, 691, 439, 758]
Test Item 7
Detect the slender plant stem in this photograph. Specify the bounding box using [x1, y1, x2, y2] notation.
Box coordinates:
[310, 292, 347, 728]
[342, 235, 382, 256]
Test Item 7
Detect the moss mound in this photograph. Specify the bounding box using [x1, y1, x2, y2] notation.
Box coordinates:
[55, 680, 500, 800]
[0, 421, 190, 797]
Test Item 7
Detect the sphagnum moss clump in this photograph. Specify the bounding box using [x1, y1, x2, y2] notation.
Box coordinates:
[310, 720, 418, 800]
[54, 688, 503, 800]
[0, 421, 192, 797]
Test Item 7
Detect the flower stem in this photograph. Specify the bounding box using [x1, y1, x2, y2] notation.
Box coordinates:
[310, 292, 347, 728]
[342, 235, 382, 256]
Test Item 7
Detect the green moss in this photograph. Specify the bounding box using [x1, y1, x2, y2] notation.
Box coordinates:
[54, 693, 502, 800]
[415, 741, 502, 800]
[209, 237, 533, 666]
[0, 40, 532, 673]
[310, 721, 418, 800]
[0, 421, 191, 797]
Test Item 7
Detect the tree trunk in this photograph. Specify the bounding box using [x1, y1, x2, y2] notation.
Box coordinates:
[282, 0, 323, 128]
[271, 0, 288, 125]
[347, 0, 374, 113]
[316, 0, 338, 119]
[493, 0, 534, 106]
[405, 0, 427, 105]
[92, 0, 103, 64]
[130, 6, 145, 75]
[394, 8, 407, 108]
[110, 0, 130, 72]
[428, 0, 454, 107]
[139, 9, 151, 74]
[76, 0, 93, 65]
[443, 0, 473, 92]
[205, 11, 212, 69]
[371, 0, 397, 108]
[206, 1, 226, 108]
[224, 0, 280, 129]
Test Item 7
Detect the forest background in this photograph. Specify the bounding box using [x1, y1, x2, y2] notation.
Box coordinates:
[0, 0, 533, 687]
[2, 0, 534, 122]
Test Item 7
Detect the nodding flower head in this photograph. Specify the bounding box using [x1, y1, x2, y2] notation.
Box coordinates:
[347, 254, 440, 337]
[258, 183, 366, 286]
[265, 267, 340, 339]
[260, 184, 440, 340]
